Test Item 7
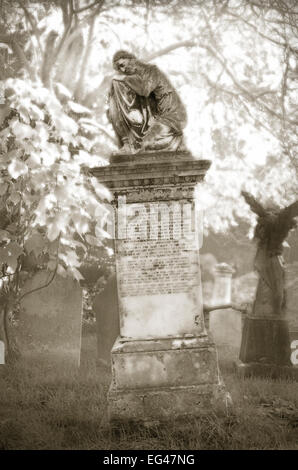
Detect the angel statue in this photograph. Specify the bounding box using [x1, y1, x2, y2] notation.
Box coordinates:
[107, 50, 187, 154]
[239, 191, 298, 367]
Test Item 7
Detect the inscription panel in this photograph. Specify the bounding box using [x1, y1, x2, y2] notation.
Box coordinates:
[117, 239, 198, 297]
[114, 201, 204, 338]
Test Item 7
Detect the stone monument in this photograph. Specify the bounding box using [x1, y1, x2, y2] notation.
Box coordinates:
[0, 340, 4, 364]
[237, 191, 298, 378]
[18, 271, 83, 367]
[209, 263, 243, 349]
[94, 273, 120, 367]
[211, 263, 234, 306]
[90, 50, 226, 423]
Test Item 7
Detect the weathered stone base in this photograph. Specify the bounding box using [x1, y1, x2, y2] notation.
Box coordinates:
[108, 335, 226, 423]
[239, 317, 291, 366]
[108, 382, 226, 424]
[235, 360, 298, 380]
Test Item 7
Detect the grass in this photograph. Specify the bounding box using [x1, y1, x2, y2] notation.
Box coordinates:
[0, 331, 298, 450]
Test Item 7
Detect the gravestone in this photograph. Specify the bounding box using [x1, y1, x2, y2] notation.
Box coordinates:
[209, 263, 243, 349]
[0, 340, 4, 364]
[18, 271, 83, 366]
[285, 263, 298, 366]
[0, 309, 7, 361]
[94, 273, 120, 366]
[91, 151, 227, 424]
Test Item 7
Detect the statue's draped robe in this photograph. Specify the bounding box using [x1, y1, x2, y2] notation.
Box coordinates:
[239, 212, 292, 366]
[108, 64, 187, 151]
[108, 79, 151, 150]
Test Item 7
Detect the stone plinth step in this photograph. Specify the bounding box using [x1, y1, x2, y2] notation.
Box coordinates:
[108, 382, 226, 424]
[111, 336, 219, 390]
[235, 360, 298, 380]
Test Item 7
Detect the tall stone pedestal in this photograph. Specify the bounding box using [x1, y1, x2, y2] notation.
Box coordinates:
[91, 151, 226, 423]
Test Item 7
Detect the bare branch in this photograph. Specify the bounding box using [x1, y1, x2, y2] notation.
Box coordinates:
[18, 0, 43, 54]
[51, 0, 75, 70]
[73, 0, 104, 14]
[144, 39, 197, 62]
[0, 34, 35, 80]
[74, 15, 96, 100]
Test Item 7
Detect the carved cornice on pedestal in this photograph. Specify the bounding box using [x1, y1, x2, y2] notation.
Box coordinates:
[90, 151, 211, 203]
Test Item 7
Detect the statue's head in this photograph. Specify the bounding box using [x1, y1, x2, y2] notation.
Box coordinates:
[112, 50, 137, 74]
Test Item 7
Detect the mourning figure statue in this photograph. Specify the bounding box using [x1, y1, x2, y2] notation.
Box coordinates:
[107, 50, 187, 153]
[239, 191, 298, 366]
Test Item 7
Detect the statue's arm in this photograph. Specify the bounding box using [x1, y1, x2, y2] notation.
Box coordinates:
[123, 71, 156, 97]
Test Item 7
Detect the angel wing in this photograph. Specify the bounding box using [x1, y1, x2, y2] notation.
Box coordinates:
[241, 191, 266, 217]
[280, 200, 298, 220]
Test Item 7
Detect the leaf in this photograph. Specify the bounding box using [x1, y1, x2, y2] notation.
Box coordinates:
[8, 159, 28, 178]
[59, 249, 80, 268]
[57, 263, 67, 277]
[91, 177, 112, 201]
[9, 191, 21, 204]
[72, 214, 89, 235]
[85, 234, 103, 247]
[47, 223, 61, 242]
[40, 150, 55, 166]
[11, 121, 34, 139]
[47, 259, 57, 270]
[25, 233, 46, 257]
[105, 247, 114, 256]
[26, 153, 41, 168]
[95, 224, 111, 239]
[55, 82, 72, 99]
[0, 242, 23, 270]
[29, 104, 44, 121]
[69, 266, 84, 282]
[0, 230, 10, 242]
[68, 101, 91, 115]
[74, 150, 91, 165]
[0, 182, 8, 196]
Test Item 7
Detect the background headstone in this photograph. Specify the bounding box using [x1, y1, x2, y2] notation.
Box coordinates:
[18, 271, 83, 366]
[285, 263, 298, 365]
[285, 262, 298, 331]
[0, 340, 4, 364]
[94, 274, 120, 366]
[209, 263, 243, 349]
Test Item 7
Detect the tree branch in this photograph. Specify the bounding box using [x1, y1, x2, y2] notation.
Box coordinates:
[223, 9, 297, 55]
[53, 0, 74, 64]
[18, 0, 43, 55]
[73, 0, 104, 14]
[198, 41, 298, 126]
[0, 34, 35, 80]
[144, 39, 197, 62]
[74, 3, 103, 100]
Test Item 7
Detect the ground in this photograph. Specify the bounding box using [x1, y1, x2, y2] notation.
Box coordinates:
[0, 326, 298, 450]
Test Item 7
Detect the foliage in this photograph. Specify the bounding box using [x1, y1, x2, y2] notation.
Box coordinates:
[0, 77, 112, 279]
[0, 76, 113, 354]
